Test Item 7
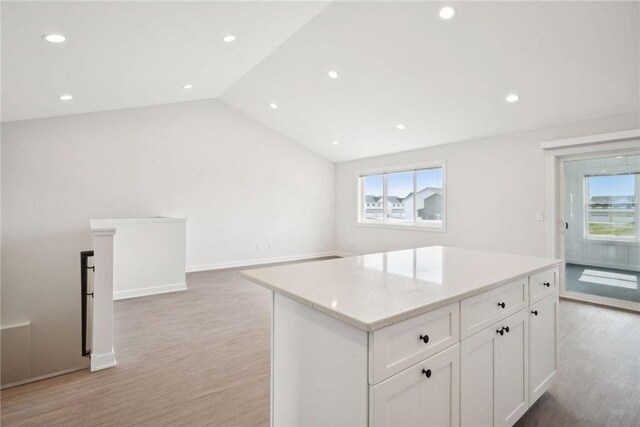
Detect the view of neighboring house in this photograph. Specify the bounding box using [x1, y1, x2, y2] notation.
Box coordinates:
[404, 187, 443, 221]
[588, 195, 635, 225]
[365, 187, 442, 221]
[388, 196, 405, 219]
[587, 194, 636, 236]
[589, 195, 635, 210]
[365, 195, 384, 219]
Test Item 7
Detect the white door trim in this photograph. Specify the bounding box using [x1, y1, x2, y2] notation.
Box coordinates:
[544, 135, 640, 312]
[540, 129, 640, 150]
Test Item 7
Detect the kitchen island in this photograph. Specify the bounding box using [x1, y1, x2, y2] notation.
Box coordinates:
[242, 246, 562, 427]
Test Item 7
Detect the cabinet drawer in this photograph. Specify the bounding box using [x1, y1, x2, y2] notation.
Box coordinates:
[529, 266, 559, 304]
[369, 302, 459, 384]
[370, 343, 460, 427]
[461, 278, 528, 339]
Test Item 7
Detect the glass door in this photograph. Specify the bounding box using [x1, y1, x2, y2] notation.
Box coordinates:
[562, 153, 640, 310]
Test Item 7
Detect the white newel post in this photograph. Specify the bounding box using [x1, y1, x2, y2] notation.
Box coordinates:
[89, 221, 117, 371]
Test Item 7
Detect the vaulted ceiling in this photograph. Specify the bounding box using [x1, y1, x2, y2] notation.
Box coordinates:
[3, 1, 639, 162]
[0, 1, 330, 122]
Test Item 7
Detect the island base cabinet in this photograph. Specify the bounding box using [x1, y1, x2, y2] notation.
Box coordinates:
[497, 309, 529, 426]
[272, 293, 369, 427]
[529, 294, 559, 405]
[461, 309, 529, 427]
[370, 344, 460, 427]
[460, 322, 499, 427]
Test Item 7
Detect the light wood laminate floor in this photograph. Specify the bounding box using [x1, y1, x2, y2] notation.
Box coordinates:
[2, 261, 639, 427]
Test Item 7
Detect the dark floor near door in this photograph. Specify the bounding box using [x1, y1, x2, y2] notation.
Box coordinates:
[516, 298, 640, 427]
[1, 260, 639, 427]
[565, 263, 640, 303]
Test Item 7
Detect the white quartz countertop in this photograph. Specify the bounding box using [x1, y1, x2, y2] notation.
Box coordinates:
[241, 246, 562, 332]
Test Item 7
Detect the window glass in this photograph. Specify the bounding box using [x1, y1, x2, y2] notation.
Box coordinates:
[387, 171, 413, 222]
[358, 163, 445, 229]
[415, 168, 443, 224]
[363, 175, 383, 220]
[586, 174, 636, 238]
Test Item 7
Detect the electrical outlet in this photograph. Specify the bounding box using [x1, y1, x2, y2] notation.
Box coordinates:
[536, 211, 545, 221]
[255, 244, 261, 252]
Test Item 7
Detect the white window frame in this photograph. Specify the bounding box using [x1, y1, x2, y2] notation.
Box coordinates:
[357, 160, 446, 232]
[582, 166, 639, 243]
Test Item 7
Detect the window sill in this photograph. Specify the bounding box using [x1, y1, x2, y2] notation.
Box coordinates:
[356, 221, 446, 233]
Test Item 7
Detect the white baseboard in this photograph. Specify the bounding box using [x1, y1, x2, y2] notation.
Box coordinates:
[91, 349, 117, 371]
[1, 366, 87, 390]
[186, 251, 352, 273]
[113, 282, 187, 300]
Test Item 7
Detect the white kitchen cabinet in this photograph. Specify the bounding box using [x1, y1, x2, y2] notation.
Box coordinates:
[461, 278, 528, 339]
[370, 344, 460, 427]
[461, 320, 499, 427]
[529, 266, 559, 304]
[243, 248, 561, 427]
[461, 309, 529, 427]
[529, 294, 559, 405]
[370, 302, 459, 384]
[496, 309, 529, 426]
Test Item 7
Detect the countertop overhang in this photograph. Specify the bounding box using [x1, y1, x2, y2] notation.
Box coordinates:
[241, 246, 562, 332]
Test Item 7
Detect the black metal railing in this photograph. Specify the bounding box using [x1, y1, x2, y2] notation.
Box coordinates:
[81, 250, 94, 357]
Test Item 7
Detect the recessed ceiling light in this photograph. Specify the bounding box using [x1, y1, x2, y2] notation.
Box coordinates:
[616, 156, 623, 159]
[183, 84, 193, 89]
[42, 34, 66, 43]
[395, 123, 406, 130]
[269, 103, 278, 109]
[332, 140, 339, 145]
[222, 35, 236, 42]
[58, 94, 73, 101]
[328, 70, 339, 79]
[331, 301, 338, 308]
[439, 6, 456, 20]
[505, 93, 520, 103]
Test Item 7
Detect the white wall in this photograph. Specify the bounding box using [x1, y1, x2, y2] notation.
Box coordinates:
[335, 112, 640, 257]
[105, 218, 187, 300]
[2, 102, 638, 386]
[1, 99, 335, 384]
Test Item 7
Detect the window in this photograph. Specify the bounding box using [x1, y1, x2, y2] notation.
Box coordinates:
[359, 162, 445, 229]
[362, 175, 383, 220]
[585, 173, 638, 240]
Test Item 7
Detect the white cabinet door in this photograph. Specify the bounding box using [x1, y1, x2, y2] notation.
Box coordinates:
[461, 309, 529, 427]
[529, 294, 558, 405]
[461, 322, 499, 427]
[370, 344, 460, 427]
[495, 309, 529, 427]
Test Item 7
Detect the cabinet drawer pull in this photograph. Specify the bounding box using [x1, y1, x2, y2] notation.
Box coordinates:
[504, 326, 510, 333]
[531, 310, 538, 316]
[497, 302, 506, 308]
[421, 368, 432, 378]
[543, 282, 551, 287]
[419, 334, 429, 344]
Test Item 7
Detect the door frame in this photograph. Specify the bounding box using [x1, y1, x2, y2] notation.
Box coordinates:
[544, 131, 640, 312]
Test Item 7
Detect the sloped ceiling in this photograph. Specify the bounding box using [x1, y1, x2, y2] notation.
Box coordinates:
[221, 1, 640, 161]
[2, 1, 639, 162]
[0, 1, 330, 122]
